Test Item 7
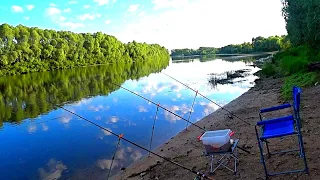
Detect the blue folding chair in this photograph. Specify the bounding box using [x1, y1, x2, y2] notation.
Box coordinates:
[255, 86, 308, 178]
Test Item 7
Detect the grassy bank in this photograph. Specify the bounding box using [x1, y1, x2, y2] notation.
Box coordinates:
[261, 45, 320, 99]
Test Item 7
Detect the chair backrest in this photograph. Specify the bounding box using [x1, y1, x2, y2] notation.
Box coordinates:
[292, 86, 302, 113]
[292, 86, 302, 130]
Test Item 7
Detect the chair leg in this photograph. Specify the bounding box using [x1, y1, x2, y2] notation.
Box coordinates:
[298, 134, 309, 174]
[255, 126, 269, 178]
[265, 140, 271, 157]
[258, 140, 269, 178]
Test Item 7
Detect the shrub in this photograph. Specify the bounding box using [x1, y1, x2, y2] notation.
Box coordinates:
[261, 62, 278, 77]
[281, 72, 318, 99]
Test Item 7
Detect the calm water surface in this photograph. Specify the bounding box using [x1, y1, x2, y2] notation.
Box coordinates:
[0, 55, 262, 179]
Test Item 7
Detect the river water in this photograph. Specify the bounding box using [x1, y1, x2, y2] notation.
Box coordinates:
[0, 55, 264, 179]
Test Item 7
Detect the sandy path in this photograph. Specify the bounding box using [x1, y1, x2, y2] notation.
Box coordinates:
[112, 76, 320, 180]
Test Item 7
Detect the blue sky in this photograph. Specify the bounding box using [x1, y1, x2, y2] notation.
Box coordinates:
[0, 0, 287, 49]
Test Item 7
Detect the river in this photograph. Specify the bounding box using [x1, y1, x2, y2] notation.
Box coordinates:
[0, 55, 265, 179]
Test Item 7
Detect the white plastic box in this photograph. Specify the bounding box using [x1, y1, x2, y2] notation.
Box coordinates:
[200, 129, 232, 153]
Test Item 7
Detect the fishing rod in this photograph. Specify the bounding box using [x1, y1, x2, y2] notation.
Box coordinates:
[109, 82, 207, 131]
[54, 104, 214, 180]
[162, 72, 252, 126]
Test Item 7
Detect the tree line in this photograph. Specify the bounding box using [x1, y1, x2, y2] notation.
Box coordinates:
[171, 35, 289, 56]
[0, 59, 168, 126]
[282, 0, 320, 51]
[0, 23, 170, 76]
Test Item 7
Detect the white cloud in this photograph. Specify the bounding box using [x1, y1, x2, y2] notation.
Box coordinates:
[45, 7, 61, 16]
[102, 128, 112, 136]
[200, 102, 219, 116]
[60, 22, 85, 30]
[74, 98, 92, 106]
[88, 105, 105, 112]
[39, 159, 67, 180]
[49, 3, 56, 7]
[60, 116, 72, 124]
[64, 8, 72, 13]
[11, 5, 23, 13]
[112, 0, 287, 50]
[83, 5, 90, 9]
[128, 4, 140, 13]
[152, 0, 188, 10]
[24, 16, 30, 20]
[79, 13, 96, 21]
[94, 0, 109, 6]
[96, 159, 119, 170]
[138, 106, 148, 112]
[163, 104, 190, 122]
[96, 13, 102, 18]
[26, 5, 35, 11]
[42, 124, 49, 131]
[60, 16, 66, 21]
[130, 150, 143, 161]
[139, 11, 145, 17]
[105, 19, 111, 24]
[68, 1, 78, 4]
[116, 149, 126, 160]
[109, 116, 119, 123]
[28, 125, 37, 133]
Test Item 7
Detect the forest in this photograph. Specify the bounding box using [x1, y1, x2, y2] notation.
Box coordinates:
[170, 35, 289, 56]
[0, 23, 170, 76]
[262, 0, 320, 99]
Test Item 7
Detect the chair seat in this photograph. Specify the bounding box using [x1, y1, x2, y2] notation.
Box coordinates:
[261, 118, 296, 139]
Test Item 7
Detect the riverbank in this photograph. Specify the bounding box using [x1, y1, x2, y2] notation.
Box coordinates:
[113, 75, 320, 180]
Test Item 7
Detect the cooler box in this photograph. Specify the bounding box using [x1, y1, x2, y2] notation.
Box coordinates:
[200, 129, 232, 153]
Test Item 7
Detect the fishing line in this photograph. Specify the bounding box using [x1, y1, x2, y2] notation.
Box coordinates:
[149, 104, 159, 156]
[54, 104, 214, 180]
[109, 82, 206, 131]
[162, 72, 252, 126]
[107, 135, 123, 180]
[186, 90, 198, 130]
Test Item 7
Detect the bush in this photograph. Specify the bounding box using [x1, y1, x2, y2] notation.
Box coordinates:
[281, 72, 319, 99]
[261, 62, 278, 77]
[279, 55, 309, 75]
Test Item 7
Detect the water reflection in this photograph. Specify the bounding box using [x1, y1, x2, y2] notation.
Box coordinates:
[39, 159, 67, 180]
[0, 55, 262, 180]
[0, 59, 168, 125]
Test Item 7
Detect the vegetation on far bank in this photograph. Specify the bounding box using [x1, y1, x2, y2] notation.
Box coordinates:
[0, 23, 170, 76]
[261, 0, 320, 99]
[171, 35, 289, 56]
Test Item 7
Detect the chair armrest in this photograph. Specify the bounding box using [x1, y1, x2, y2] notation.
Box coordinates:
[260, 103, 291, 113]
[256, 115, 294, 126]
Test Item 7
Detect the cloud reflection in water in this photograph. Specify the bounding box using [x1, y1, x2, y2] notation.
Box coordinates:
[38, 159, 67, 180]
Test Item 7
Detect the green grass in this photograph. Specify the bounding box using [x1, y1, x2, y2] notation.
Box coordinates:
[282, 72, 319, 100]
[261, 62, 278, 78]
[261, 45, 320, 99]
[279, 55, 309, 75]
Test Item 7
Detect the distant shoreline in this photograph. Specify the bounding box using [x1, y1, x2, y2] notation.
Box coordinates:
[170, 51, 278, 59]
